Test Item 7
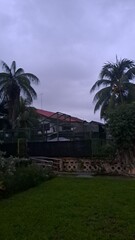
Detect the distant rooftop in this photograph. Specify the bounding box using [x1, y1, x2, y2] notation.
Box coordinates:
[89, 120, 105, 126]
[36, 109, 84, 123]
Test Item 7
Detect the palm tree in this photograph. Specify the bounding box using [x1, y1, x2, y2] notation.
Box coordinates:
[90, 58, 135, 118]
[15, 97, 39, 129]
[0, 61, 39, 128]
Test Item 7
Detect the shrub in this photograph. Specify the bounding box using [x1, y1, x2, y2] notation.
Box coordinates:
[15, 158, 32, 168]
[1, 165, 54, 198]
[98, 143, 116, 159]
[107, 103, 135, 150]
[0, 154, 16, 176]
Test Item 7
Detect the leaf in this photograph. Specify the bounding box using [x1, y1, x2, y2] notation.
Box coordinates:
[11, 61, 16, 75]
[0, 61, 10, 73]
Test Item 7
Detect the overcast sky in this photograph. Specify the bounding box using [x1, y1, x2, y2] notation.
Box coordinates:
[0, 0, 135, 122]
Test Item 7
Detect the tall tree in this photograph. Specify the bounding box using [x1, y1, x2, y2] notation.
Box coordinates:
[15, 97, 39, 129]
[107, 103, 135, 168]
[0, 61, 39, 128]
[90, 58, 135, 118]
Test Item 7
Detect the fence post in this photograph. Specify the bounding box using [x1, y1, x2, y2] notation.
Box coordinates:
[59, 159, 63, 171]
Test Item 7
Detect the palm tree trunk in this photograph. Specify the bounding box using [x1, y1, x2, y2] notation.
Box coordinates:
[119, 90, 124, 104]
[11, 105, 16, 129]
[119, 78, 124, 104]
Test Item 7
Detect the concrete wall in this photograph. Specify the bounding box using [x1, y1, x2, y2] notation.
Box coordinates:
[59, 158, 133, 176]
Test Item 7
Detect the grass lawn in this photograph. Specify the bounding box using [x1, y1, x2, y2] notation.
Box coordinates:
[0, 176, 135, 240]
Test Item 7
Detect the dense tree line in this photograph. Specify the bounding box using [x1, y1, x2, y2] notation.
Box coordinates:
[91, 57, 135, 167]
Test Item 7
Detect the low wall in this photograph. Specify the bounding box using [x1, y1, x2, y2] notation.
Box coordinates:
[29, 157, 135, 176]
[59, 158, 133, 175]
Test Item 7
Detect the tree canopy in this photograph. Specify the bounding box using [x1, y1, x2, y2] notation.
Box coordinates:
[0, 60, 39, 128]
[107, 103, 135, 166]
[90, 58, 135, 118]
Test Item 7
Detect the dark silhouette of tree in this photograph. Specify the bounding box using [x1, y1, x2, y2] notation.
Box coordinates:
[0, 61, 39, 128]
[90, 58, 135, 118]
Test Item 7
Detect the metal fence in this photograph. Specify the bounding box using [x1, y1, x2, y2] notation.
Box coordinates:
[0, 138, 114, 158]
[0, 126, 106, 143]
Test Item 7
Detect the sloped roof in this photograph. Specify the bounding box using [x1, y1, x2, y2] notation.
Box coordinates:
[89, 121, 105, 126]
[36, 109, 84, 123]
[36, 109, 54, 118]
[70, 116, 83, 123]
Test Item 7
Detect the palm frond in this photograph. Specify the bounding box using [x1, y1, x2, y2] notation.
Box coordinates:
[93, 87, 111, 102]
[90, 79, 111, 92]
[100, 100, 110, 119]
[0, 79, 9, 90]
[19, 96, 31, 107]
[0, 73, 9, 85]
[0, 86, 9, 100]
[19, 73, 39, 84]
[17, 75, 30, 86]
[17, 75, 37, 102]
[21, 87, 33, 103]
[11, 61, 16, 75]
[19, 81, 37, 103]
[124, 83, 135, 102]
[1, 61, 10, 73]
[94, 94, 110, 113]
[100, 62, 114, 79]
[119, 58, 135, 70]
[15, 68, 24, 77]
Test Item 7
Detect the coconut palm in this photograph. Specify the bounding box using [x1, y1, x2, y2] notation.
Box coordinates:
[90, 58, 135, 118]
[0, 61, 39, 128]
[15, 97, 39, 129]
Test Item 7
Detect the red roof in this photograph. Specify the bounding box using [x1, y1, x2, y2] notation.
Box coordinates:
[36, 109, 83, 123]
[69, 116, 83, 123]
[36, 109, 55, 118]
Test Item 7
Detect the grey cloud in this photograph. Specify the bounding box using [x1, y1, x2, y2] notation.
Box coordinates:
[0, 0, 135, 121]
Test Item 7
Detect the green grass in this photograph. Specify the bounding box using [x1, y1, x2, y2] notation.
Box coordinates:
[0, 176, 135, 240]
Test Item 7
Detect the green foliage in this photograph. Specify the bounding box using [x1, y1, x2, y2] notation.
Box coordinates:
[1, 165, 53, 198]
[107, 103, 135, 150]
[0, 60, 39, 128]
[15, 158, 32, 167]
[15, 97, 39, 129]
[0, 152, 16, 195]
[101, 143, 116, 157]
[90, 58, 135, 118]
[0, 153, 16, 176]
[0, 142, 53, 198]
[95, 143, 116, 159]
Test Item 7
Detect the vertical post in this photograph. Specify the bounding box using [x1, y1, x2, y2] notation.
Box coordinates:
[59, 159, 63, 171]
[57, 113, 59, 141]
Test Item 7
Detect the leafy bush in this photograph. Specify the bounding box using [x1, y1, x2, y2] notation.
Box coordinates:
[0, 140, 53, 198]
[1, 165, 54, 198]
[92, 141, 116, 160]
[107, 103, 135, 150]
[0, 154, 16, 176]
[0, 141, 16, 177]
[15, 158, 32, 167]
[98, 143, 116, 159]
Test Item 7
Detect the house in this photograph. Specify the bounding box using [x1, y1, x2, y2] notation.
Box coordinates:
[0, 107, 107, 142]
[36, 109, 106, 141]
[36, 109, 86, 141]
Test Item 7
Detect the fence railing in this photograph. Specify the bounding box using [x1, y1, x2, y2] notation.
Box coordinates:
[0, 138, 114, 158]
[0, 128, 106, 143]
